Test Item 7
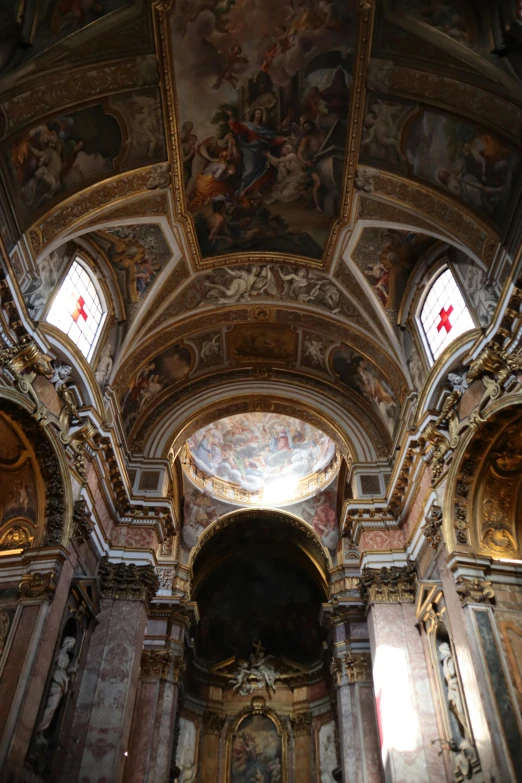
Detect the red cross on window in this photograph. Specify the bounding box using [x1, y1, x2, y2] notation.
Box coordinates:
[437, 305, 453, 333]
[72, 296, 88, 322]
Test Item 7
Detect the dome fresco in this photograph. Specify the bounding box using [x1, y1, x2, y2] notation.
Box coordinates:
[185, 412, 337, 504]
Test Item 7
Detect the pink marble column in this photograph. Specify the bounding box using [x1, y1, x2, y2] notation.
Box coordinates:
[123, 649, 185, 783]
[56, 559, 158, 783]
[368, 601, 448, 783]
[333, 655, 383, 783]
[327, 606, 383, 783]
[0, 556, 74, 781]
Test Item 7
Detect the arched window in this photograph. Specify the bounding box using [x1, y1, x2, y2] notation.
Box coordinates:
[419, 267, 475, 363]
[46, 258, 106, 361]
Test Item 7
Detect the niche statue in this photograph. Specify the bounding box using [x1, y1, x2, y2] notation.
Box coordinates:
[36, 636, 76, 738]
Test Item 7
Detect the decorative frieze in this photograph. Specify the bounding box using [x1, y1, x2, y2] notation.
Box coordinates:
[358, 563, 417, 604]
[422, 504, 443, 549]
[98, 557, 159, 605]
[71, 499, 94, 546]
[141, 649, 172, 680]
[290, 711, 312, 736]
[18, 571, 57, 602]
[455, 577, 495, 605]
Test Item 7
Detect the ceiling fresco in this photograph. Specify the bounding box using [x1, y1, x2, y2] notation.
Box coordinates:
[0, 0, 521, 514]
[350, 228, 436, 318]
[95, 224, 172, 312]
[170, 0, 357, 262]
[2, 88, 166, 229]
[185, 411, 337, 502]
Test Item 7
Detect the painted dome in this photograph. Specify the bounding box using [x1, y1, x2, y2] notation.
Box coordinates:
[183, 412, 338, 505]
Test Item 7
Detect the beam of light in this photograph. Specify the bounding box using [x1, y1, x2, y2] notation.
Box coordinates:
[262, 476, 299, 504]
[373, 646, 421, 767]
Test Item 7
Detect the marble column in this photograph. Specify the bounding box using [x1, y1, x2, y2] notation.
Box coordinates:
[0, 556, 74, 780]
[57, 558, 158, 783]
[361, 565, 448, 783]
[332, 651, 383, 783]
[123, 648, 186, 783]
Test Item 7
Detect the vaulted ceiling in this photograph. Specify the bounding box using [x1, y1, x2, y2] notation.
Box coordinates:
[1, 0, 521, 466]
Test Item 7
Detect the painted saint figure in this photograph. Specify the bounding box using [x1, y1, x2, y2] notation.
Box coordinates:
[226, 108, 285, 198]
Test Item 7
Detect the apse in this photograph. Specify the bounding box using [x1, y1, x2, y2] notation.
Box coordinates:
[191, 513, 328, 666]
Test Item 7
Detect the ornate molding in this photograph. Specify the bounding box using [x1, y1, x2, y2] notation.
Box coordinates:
[202, 710, 226, 735]
[32, 168, 156, 252]
[71, 499, 94, 546]
[290, 712, 312, 736]
[141, 649, 172, 680]
[366, 59, 522, 145]
[1, 56, 159, 136]
[422, 504, 443, 549]
[455, 577, 495, 605]
[98, 557, 158, 605]
[358, 563, 417, 604]
[18, 571, 57, 602]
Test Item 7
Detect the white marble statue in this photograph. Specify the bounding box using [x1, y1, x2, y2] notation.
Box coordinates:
[95, 344, 114, 389]
[439, 642, 468, 735]
[36, 636, 76, 736]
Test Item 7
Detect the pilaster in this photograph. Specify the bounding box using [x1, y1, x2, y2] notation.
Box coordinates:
[123, 611, 188, 783]
[57, 558, 158, 783]
[0, 554, 74, 780]
[441, 556, 522, 783]
[362, 565, 448, 783]
[323, 602, 383, 783]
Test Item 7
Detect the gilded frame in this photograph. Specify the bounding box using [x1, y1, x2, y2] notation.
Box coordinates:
[225, 698, 287, 783]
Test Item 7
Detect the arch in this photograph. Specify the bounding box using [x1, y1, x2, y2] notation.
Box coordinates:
[189, 507, 331, 594]
[0, 391, 73, 549]
[442, 396, 522, 554]
[143, 384, 386, 463]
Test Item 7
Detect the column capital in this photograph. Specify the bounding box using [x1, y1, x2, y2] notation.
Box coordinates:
[141, 649, 172, 680]
[331, 652, 372, 687]
[358, 562, 417, 605]
[290, 711, 312, 736]
[202, 710, 226, 735]
[98, 557, 159, 606]
[344, 652, 372, 683]
[455, 576, 495, 605]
